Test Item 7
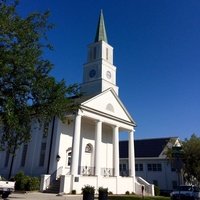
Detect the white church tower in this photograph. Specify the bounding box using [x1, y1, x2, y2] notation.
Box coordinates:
[81, 10, 119, 95]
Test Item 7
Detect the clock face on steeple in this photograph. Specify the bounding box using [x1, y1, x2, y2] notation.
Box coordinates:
[106, 70, 111, 79]
[89, 69, 96, 78]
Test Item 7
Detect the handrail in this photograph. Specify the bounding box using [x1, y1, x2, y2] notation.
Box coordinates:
[136, 176, 154, 196]
[45, 166, 63, 189]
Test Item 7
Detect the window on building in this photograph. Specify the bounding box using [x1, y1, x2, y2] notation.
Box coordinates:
[89, 49, 93, 61]
[120, 163, 128, 176]
[147, 163, 162, 171]
[106, 48, 108, 60]
[65, 148, 72, 167]
[122, 164, 127, 171]
[43, 122, 49, 138]
[106, 103, 114, 112]
[93, 47, 97, 60]
[157, 164, 162, 171]
[147, 164, 152, 171]
[39, 142, 46, 167]
[67, 152, 71, 166]
[135, 164, 143, 171]
[153, 164, 157, 171]
[21, 144, 28, 167]
[4, 151, 10, 167]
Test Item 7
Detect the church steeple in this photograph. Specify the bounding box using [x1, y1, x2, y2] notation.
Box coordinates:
[81, 11, 119, 96]
[94, 10, 108, 43]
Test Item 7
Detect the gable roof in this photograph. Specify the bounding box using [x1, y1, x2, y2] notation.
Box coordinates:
[120, 137, 178, 158]
[80, 88, 136, 125]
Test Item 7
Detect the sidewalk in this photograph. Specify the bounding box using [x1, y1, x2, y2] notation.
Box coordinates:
[8, 192, 83, 200]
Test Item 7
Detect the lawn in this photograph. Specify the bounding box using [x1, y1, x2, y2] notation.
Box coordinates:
[108, 195, 170, 200]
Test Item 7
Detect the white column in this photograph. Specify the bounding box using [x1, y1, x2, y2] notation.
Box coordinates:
[95, 120, 102, 176]
[113, 126, 119, 176]
[71, 114, 82, 176]
[129, 129, 135, 177]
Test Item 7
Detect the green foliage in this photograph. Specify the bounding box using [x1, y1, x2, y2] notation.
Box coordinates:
[99, 187, 108, 193]
[164, 135, 200, 186]
[125, 191, 130, 195]
[154, 186, 160, 196]
[71, 189, 76, 194]
[14, 171, 39, 191]
[14, 171, 28, 191]
[0, 0, 79, 152]
[25, 176, 40, 191]
[182, 134, 200, 185]
[108, 191, 113, 195]
[108, 196, 169, 200]
[82, 185, 95, 194]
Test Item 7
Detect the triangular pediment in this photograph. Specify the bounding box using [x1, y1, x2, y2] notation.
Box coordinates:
[81, 88, 135, 124]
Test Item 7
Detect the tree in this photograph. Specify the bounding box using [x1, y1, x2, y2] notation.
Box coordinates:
[182, 134, 200, 185]
[166, 134, 200, 186]
[0, 0, 79, 154]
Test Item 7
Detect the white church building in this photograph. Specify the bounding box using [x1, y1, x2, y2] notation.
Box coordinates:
[0, 11, 154, 195]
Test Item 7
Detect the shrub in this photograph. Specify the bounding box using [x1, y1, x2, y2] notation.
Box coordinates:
[82, 185, 95, 200]
[154, 185, 160, 196]
[14, 171, 40, 191]
[125, 191, 130, 195]
[108, 196, 169, 200]
[108, 191, 113, 195]
[26, 177, 40, 191]
[131, 192, 135, 195]
[99, 187, 108, 193]
[82, 185, 95, 194]
[14, 171, 28, 191]
[72, 189, 76, 194]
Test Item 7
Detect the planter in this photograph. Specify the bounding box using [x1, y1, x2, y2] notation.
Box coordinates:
[98, 187, 108, 200]
[83, 191, 94, 200]
[82, 185, 95, 200]
[98, 190, 108, 200]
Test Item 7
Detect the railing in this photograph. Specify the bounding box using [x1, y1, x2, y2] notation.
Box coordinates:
[80, 166, 95, 176]
[45, 166, 63, 189]
[136, 176, 155, 196]
[78, 166, 114, 177]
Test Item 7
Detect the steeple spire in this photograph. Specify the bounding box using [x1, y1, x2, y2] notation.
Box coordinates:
[81, 10, 118, 96]
[94, 10, 108, 43]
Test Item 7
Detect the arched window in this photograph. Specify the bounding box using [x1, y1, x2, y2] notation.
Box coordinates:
[85, 143, 93, 153]
[106, 103, 114, 112]
[66, 148, 72, 167]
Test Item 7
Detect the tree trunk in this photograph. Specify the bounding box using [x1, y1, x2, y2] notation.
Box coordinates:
[8, 145, 16, 179]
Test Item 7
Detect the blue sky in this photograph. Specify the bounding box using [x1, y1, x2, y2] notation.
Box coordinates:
[18, 0, 200, 140]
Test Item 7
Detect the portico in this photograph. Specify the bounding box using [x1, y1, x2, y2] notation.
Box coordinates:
[70, 105, 136, 178]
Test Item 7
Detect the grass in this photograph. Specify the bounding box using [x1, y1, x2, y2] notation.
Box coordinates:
[108, 195, 170, 200]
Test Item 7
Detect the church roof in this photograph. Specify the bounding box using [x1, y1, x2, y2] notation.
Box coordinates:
[75, 88, 136, 126]
[119, 137, 178, 158]
[94, 10, 108, 43]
